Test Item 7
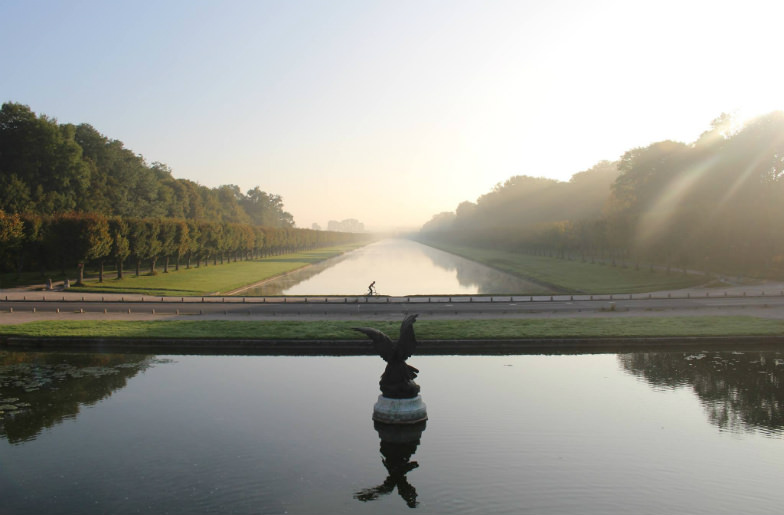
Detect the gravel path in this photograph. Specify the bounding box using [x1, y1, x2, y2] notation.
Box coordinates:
[3, 280, 784, 324]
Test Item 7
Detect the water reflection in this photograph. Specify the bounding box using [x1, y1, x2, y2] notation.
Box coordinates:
[234, 251, 355, 295]
[416, 242, 553, 294]
[619, 350, 784, 435]
[0, 352, 162, 444]
[4, 352, 784, 514]
[355, 420, 427, 508]
[240, 239, 552, 296]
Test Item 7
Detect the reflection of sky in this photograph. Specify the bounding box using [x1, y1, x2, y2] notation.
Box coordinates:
[285, 239, 474, 295]
[268, 239, 550, 295]
[3, 353, 784, 514]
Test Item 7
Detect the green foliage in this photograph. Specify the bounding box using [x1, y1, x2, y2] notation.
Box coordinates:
[46, 213, 112, 284]
[68, 243, 365, 296]
[0, 104, 89, 214]
[0, 103, 369, 281]
[0, 210, 24, 269]
[108, 217, 131, 279]
[0, 212, 368, 290]
[0, 102, 295, 227]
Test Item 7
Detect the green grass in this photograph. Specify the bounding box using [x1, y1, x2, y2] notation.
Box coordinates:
[421, 242, 707, 294]
[64, 244, 365, 296]
[2, 316, 783, 340]
[5, 240, 710, 296]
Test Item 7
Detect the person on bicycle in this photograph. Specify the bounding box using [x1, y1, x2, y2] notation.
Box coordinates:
[367, 281, 376, 295]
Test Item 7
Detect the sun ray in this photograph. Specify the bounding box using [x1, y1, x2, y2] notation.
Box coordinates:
[634, 155, 719, 250]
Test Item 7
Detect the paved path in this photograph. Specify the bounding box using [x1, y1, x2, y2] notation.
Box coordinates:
[3, 281, 784, 323]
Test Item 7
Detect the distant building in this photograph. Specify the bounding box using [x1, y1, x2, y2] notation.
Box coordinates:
[327, 218, 365, 233]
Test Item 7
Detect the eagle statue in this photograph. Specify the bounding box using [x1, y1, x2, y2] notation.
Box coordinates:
[353, 314, 421, 399]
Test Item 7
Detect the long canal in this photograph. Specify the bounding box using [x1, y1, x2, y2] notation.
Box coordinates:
[237, 238, 553, 296]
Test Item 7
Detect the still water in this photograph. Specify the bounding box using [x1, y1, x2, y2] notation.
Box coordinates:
[2, 349, 784, 514]
[239, 239, 553, 296]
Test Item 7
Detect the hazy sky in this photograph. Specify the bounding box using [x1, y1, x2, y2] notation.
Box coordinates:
[2, 1, 782, 230]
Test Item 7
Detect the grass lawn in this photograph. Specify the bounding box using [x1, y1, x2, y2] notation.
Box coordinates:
[5, 239, 711, 297]
[421, 241, 707, 294]
[2, 316, 783, 340]
[63, 244, 366, 296]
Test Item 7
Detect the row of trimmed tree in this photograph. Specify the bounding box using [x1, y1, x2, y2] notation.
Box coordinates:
[0, 211, 365, 284]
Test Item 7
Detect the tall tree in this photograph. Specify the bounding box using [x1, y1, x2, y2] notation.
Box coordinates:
[0, 210, 24, 273]
[0, 103, 90, 214]
[48, 213, 112, 285]
[108, 217, 131, 280]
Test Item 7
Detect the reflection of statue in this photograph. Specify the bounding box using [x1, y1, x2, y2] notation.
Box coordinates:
[353, 314, 420, 399]
[354, 421, 426, 508]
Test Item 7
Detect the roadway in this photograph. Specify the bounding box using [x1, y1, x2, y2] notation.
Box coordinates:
[2, 286, 784, 323]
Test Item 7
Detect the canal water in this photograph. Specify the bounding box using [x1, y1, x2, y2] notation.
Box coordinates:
[2, 349, 784, 514]
[238, 239, 553, 296]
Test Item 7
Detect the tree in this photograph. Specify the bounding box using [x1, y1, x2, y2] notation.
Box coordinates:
[0, 210, 24, 272]
[242, 187, 295, 227]
[127, 218, 160, 276]
[146, 218, 163, 274]
[185, 220, 200, 268]
[2, 103, 301, 230]
[48, 213, 112, 285]
[158, 219, 178, 273]
[0, 103, 90, 214]
[172, 219, 190, 271]
[108, 217, 131, 280]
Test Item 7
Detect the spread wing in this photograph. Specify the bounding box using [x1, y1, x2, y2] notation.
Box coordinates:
[352, 327, 395, 361]
[397, 314, 419, 361]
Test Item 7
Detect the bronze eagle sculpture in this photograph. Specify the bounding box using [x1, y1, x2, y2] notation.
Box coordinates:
[353, 314, 421, 399]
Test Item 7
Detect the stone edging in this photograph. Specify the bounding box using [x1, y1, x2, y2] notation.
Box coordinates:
[3, 335, 784, 355]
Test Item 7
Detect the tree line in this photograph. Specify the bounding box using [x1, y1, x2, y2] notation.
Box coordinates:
[0, 102, 367, 282]
[420, 111, 784, 278]
[0, 102, 294, 226]
[0, 211, 365, 284]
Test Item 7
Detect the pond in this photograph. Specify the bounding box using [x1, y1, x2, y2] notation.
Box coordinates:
[2, 348, 784, 514]
[237, 239, 553, 296]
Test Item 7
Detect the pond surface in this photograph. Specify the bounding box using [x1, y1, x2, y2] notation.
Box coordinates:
[239, 239, 553, 296]
[2, 349, 784, 514]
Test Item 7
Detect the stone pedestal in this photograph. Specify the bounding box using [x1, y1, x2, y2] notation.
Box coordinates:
[372, 395, 427, 424]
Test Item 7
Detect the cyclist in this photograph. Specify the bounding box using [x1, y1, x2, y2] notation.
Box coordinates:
[367, 281, 376, 296]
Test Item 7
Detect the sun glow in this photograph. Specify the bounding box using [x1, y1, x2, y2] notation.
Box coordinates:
[635, 155, 719, 250]
[2, 0, 784, 230]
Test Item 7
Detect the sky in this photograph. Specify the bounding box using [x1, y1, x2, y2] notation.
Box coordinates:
[2, 0, 782, 231]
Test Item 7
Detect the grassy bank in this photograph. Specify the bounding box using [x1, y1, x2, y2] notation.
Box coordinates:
[418, 241, 707, 294]
[61, 243, 367, 296]
[2, 316, 784, 340]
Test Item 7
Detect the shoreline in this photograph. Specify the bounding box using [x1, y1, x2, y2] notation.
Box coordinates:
[3, 334, 784, 355]
[220, 262, 314, 296]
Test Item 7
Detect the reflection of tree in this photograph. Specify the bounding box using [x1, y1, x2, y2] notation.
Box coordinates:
[0, 352, 160, 444]
[619, 351, 784, 434]
[355, 421, 426, 508]
[420, 245, 552, 294]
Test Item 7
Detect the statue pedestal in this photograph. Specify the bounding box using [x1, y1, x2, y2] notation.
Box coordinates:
[373, 395, 428, 424]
